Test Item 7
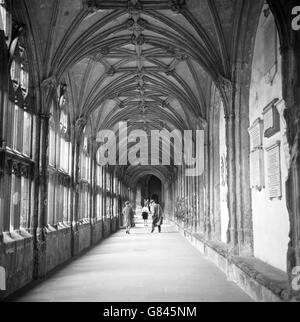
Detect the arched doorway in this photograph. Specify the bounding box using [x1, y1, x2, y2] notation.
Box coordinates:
[148, 176, 162, 204]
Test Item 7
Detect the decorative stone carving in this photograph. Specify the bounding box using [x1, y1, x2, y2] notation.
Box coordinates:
[12, 161, 21, 177]
[20, 165, 29, 178]
[131, 34, 145, 46]
[84, 0, 103, 13]
[41, 76, 57, 113]
[127, 0, 143, 13]
[217, 76, 233, 112]
[74, 117, 88, 139]
[137, 18, 148, 29]
[106, 67, 116, 77]
[170, 0, 186, 14]
[165, 68, 175, 77]
[127, 18, 148, 31]
[100, 46, 110, 56]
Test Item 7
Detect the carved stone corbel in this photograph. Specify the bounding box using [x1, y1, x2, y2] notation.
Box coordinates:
[41, 76, 58, 113]
[74, 116, 88, 140]
[217, 75, 234, 113]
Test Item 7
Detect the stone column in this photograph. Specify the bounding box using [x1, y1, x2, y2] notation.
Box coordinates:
[281, 43, 300, 301]
[204, 128, 211, 239]
[72, 132, 81, 256]
[33, 113, 49, 279]
[268, 0, 300, 300]
[33, 77, 57, 279]
[218, 77, 239, 253]
[0, 32, 8, 150]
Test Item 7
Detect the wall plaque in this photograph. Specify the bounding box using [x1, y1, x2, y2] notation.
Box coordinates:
[248, 119, 265, 191]
[248, 118, 264, 151]
[263, 98, 280, 138]
[266, 141, 282, 200]
[250, 148, 265, 191]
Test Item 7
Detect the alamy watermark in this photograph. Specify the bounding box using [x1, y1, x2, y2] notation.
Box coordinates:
[292, 7, 300, 31]
[96, 122, 204, 177]
[0, 266, 6, 291]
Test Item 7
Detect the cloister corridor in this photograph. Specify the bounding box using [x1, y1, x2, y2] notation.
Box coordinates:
[9, 214, 252, 302]
[1, 0, 300, 303]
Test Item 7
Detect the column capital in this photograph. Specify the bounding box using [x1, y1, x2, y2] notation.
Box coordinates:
[217, 75, 234, 113]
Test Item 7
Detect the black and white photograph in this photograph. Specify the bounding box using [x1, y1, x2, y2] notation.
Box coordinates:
[0, 0, 300, 307]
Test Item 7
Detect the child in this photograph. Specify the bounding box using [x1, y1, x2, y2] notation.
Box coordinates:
[142, 205, 149, 227]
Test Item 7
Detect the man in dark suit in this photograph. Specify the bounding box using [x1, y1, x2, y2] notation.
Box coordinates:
[151, 200, 163, 233]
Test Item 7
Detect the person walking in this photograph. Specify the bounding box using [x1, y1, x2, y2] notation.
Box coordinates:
[123, 201, 134, 234]
[151, 200, 163, 233]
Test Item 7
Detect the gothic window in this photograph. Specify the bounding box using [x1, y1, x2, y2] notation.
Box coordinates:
[47, 175, 55, 225]
[9, 164, 32, 231]
[47, 91, 72, 225]
[96, 163, 103, 220]
[78, 128, 91, 221]
[8, 42, 33, 157]
[10, 44, 29, 98]
[59, 110, 71, 173]
[49, 105, 56, 166]
[80, 131, 91, 182]
[4, 39, 34, 233]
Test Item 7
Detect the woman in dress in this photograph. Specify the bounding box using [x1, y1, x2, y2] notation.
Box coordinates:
[123, 201, 134, 234]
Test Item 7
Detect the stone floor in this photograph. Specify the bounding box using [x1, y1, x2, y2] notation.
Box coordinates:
[12, 217, 252, 302]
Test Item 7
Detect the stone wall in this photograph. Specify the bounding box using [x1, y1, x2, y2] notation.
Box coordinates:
[0, 217, 119, 300]
[249, 6, 290, 272]
[176, 222, 290, 302]
[0, 231, 34, 300]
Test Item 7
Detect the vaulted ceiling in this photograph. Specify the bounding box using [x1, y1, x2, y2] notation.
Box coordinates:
[20, 0, 263, 185]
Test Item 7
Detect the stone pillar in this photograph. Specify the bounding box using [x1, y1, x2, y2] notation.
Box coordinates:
[33, 77, 57, 279]
[72, 137, 81, 256]
[218, 76, 239, 253]
[204, 128, 211, 239]
[225, 112, 238, 252]
[33, 113, 49, 279]
[0, 32, 8, 150]
[281, 44, 300, 301]
[268, 0, 300, 300]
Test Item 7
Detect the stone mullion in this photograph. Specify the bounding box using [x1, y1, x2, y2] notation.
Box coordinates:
[0, 33, 9, 233]
[71, 138, 81, 256]
[89, 142, 96, 247]
[204, 129, 211, 239]
[209, 116, 215, 238]
[0, 33, 8, 149]
[3, 162, 12, 232]
[91, 153, 97, 223]
[33, 112, 49, 279]
[213, 106, 222, 241]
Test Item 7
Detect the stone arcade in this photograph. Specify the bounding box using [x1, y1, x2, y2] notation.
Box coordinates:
[0, 0, 300, 302]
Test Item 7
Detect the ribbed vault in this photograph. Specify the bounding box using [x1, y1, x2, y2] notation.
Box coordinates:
[21, 0, 263, 183]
